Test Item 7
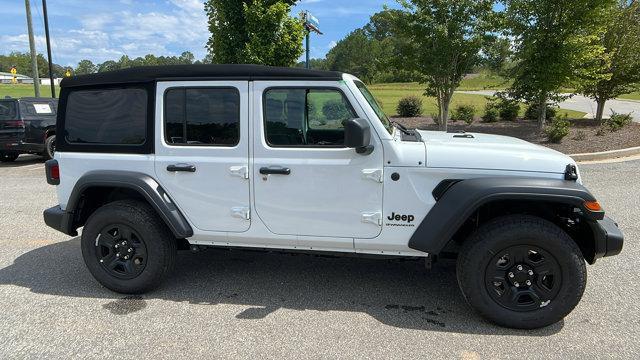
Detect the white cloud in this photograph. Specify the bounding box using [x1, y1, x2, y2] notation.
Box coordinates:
[4, 0, 210, 66]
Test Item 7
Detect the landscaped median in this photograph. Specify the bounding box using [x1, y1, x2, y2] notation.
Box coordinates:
[393, 117, 640, 161]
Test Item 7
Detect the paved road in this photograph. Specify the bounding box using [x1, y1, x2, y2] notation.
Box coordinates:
[459, 90, 640, 121]
[0, 155, 638, 359]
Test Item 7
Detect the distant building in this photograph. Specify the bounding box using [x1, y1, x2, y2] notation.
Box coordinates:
[0, 72, 61, 85]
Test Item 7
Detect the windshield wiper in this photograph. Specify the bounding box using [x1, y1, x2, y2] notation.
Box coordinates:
[391, 120, 412, 135]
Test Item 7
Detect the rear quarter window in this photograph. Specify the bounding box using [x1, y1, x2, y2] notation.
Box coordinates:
[65, 88, 147, 145]
[19, 100, 58, 119]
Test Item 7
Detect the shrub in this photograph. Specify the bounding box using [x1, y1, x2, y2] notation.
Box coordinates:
[481, 103, 499, 123]
[525, 103, 557, 121]
[573, 130, 587, 141]
[605, 111, 632, 132]
[496, 99, 520, 122]
[452, 104, 475, 125]
[545, 115, 570, 143]
[396, 96, 423, 117]
[322, 99, 351, 120]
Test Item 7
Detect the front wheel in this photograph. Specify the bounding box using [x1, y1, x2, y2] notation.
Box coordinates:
[81, 200, 177, 294]
[456, 215, 587, 329]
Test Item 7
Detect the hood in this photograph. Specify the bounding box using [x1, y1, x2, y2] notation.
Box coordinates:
[416, 130, 575, 174]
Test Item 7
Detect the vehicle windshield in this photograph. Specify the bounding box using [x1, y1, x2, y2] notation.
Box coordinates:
[354, 81, 393, 135]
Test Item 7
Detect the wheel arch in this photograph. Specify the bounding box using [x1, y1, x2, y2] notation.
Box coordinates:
[64, 171, 193, 239]
[408, 177, 605, 263]
[44, 127, 55, 137]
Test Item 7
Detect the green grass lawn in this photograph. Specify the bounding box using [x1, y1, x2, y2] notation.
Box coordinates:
[617, 92, 640, 101]
[368, 82, 586, 118]
[0, 84, 59, 98]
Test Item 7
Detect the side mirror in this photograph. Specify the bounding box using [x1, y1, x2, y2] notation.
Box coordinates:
[344, 118, 373, 155]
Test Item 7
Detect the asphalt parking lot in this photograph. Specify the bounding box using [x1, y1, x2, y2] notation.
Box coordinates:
[0, 155, 638, 359]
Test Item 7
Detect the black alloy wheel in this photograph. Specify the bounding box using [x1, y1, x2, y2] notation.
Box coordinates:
[81, 200, 176, 294]
[485, 245, 561, 312]
[456, 215, 587, 329]
[95, 224, 148, 279]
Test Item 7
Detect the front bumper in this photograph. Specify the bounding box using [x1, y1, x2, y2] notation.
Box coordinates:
[43, 205, 77, 236]
[590, 216, 624, 261]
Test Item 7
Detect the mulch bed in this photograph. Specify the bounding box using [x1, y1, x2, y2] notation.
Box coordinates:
[393, 117, 640, 154]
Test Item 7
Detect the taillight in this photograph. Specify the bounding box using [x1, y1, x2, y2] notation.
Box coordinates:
[4, 120, 24, 128]
[45, 159, 60, 185]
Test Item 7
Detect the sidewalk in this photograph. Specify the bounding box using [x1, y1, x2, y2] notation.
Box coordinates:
[457, 90, 640, 122]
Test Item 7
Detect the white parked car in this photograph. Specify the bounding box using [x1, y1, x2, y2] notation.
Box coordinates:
[43, 65, 623, 329]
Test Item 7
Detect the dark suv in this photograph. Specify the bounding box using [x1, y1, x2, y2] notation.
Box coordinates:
[0, 97, 58, 162]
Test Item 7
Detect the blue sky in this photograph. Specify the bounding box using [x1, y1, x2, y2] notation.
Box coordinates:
[1, 0, 399, 67]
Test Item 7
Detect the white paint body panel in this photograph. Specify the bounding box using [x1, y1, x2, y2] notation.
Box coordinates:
[419, 130, 574, 174]
[54, 75, 579, 257]
[154, 81, 251, 233]
[251, 80, 384, 241]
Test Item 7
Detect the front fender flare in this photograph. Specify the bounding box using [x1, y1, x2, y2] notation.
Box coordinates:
[408, 177, 603, 254]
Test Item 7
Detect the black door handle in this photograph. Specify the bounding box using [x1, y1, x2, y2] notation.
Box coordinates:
[167, 164, 196, 172]
[259, 166, 291, 175]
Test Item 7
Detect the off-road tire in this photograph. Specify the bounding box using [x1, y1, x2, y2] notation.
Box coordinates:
[44, 135, 56, 160]
[81, 200, 177, 294]
[456, 215, 587, 329]
[0, 153, 18, 162]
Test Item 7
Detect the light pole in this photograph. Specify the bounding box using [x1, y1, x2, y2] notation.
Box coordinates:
[300, 11, 322, 69]
[42, 0, 56, 98]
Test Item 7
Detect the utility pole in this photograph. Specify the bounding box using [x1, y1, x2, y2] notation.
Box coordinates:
[24, 0, 41, 97]
[42, 0, 56, 98]
[305, 32, 310, 69]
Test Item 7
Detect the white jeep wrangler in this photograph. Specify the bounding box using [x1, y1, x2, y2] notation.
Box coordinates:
[43, 64, 623, 329]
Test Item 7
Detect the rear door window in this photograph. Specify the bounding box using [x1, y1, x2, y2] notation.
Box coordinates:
[164, 87, 240, 146]
[65, 88, 147, 145]
[0, 101, 18, 120]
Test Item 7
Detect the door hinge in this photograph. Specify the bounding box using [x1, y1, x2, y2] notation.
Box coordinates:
[362, 169, 383, 183]
[231, 207, 250, 220]
[361, 212, 382, 226]
[229, 165, 249, 179]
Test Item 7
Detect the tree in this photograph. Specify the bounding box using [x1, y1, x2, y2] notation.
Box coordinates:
[322, 9, 416, 83]
[503, 0, 613, 129]
[179, 51, 195, 64]
[324, 29, 382, 83]
[482, 35, 512, 74]
[295, 58, 326, 69]
[204, 0, 303, 66]
[577, 0, 640, 123]
[97, 60, 119, 73]
[392, 0, 494, 131]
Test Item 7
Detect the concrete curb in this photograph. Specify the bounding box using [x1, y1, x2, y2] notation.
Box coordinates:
[570, 146, 640, 162]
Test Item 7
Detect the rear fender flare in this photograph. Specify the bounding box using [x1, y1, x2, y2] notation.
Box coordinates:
[65, 171, 193, 239]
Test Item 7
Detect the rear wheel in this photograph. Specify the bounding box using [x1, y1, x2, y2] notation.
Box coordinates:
[0, 152, 18, 162]
[456, 215, 586, 329]
[81, 200, 177, 294]
[44, 135, 56, 160]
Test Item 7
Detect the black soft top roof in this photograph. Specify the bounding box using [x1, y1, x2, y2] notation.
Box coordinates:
[61, 64, 343, 88]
